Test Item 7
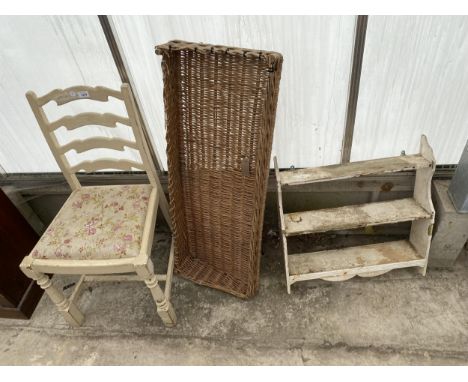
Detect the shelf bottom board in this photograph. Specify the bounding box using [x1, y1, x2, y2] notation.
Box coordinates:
[288, 240, 425, 281]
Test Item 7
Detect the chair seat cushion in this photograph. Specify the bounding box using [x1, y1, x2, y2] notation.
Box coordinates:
[31, 184, 153, 260]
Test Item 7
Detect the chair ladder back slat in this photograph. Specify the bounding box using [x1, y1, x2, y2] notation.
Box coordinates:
[37, 86, 124, 107]
[27, 84, 162, 191]
[26, 91, 81, 190]
[58, 137, 138, 154]
[48, 112, 132, 131]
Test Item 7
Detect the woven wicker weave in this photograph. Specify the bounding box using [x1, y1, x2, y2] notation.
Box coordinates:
[156, 40, 283, 298]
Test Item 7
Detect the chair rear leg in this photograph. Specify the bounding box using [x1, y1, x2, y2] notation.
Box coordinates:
[145, 275, 177, 327]
[20, 260, 84, 327]
[135, 259, 177, 327]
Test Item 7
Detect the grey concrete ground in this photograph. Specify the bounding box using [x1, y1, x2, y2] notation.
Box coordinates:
[1, 228, 468, 365]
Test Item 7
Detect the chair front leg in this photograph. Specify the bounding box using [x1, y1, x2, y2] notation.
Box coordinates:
[135, 259, 177, 327]
[37, 273, 84, 327]
[20, 259, 84, 327]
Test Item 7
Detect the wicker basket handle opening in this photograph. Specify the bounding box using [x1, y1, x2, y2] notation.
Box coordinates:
[241, 156, 251, 176]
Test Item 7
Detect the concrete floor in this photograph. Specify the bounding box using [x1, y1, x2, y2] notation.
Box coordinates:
[1, 229, 468, 365]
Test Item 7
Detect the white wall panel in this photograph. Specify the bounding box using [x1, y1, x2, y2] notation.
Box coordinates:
[352, 16, 468, 164]
[3, 16, 467, 173]
[0, 16, 132, 173]
[111, 16, 355, 169]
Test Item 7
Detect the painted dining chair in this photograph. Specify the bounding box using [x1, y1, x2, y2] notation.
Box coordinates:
[20, 84, 176, 327]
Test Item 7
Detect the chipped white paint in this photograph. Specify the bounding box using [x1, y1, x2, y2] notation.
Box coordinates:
[110, 15, 356, 169]
[275, 135, 436, 292]
[352, 16, 468, 164]
[279, 153, 431, 186]
[284, 198, 431, 236]
[288, 240, 426, 279]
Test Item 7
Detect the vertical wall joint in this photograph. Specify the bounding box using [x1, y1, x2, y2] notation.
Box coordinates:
[98, 15, 165, 174]
[341, 15, 368, 164]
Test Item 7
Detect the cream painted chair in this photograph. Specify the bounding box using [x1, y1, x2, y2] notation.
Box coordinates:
[20, 84, 176, 327]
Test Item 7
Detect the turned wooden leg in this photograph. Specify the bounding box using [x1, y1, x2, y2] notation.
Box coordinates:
[20, 259, 84, 327]
[135, 259, 177, 327]
[35, 273, 84, 327]
[145, 275, 177, 327]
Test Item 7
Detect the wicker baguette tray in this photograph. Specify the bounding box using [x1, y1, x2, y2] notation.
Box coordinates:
[156, 40, 283, 298]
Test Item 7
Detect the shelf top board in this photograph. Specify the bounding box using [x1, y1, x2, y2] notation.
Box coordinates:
[279, 154, 432, 186]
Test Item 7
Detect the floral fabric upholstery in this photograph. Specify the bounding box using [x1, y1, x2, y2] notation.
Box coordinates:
[31, 184, 153, 260]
